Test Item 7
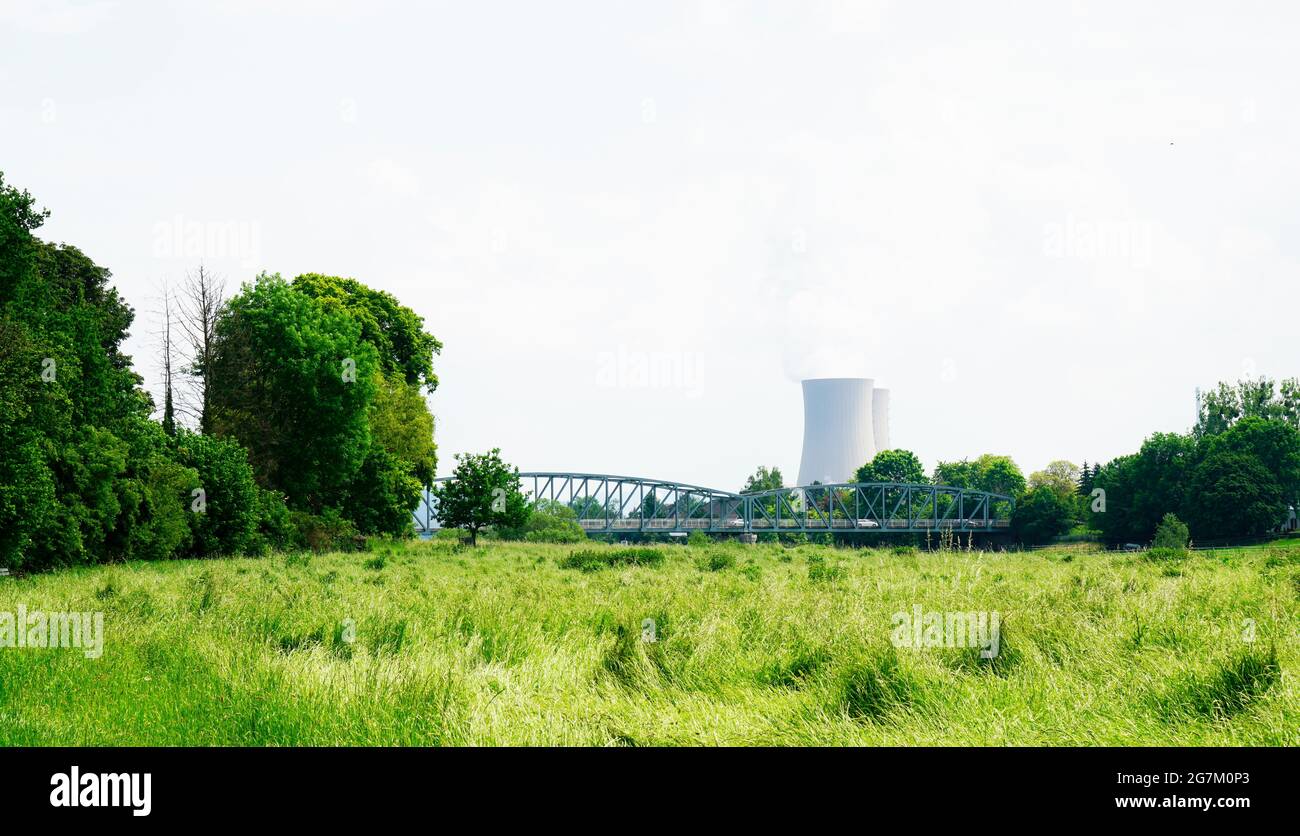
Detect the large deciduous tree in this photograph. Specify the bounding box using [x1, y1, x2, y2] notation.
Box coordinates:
[207, 273, 379, 513]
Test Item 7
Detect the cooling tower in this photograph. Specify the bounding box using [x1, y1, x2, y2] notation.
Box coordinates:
[872, 387, 891, 452]
[797, 378, 876, 486]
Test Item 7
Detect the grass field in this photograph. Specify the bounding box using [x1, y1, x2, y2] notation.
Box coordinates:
[1, 538, 1296, 745]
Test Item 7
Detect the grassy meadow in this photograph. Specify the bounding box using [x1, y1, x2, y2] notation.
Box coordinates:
[0, 537, 1296, 746]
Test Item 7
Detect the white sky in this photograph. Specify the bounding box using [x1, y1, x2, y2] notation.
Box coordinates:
[4, 0, 1298, 491]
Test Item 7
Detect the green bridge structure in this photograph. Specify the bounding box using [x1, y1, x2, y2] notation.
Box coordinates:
[413, 472, 1014, 536]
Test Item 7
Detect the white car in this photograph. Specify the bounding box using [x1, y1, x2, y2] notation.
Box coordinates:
[855, 519, 880, 528]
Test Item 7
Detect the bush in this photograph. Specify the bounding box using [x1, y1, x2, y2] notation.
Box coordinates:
[254, 487, 295, 553]
[128, 455, 201, 561]
[1144, 546, 1188, 562]
[807, 555, 846, 582]
[559, 548, 663, 572]
[504, 500, 585, 543]
[686, 530, 709, 547]
[171, 430, 261, 556]
[291, 507, 362, 553]
[704, 551, 735, 572]
[1153, 513, 1190, 551]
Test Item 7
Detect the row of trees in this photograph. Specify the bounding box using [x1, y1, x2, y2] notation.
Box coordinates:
[740, 384, 1300, 548]
[1091, 378, 1300, 544]
[0, 172, 442, 571]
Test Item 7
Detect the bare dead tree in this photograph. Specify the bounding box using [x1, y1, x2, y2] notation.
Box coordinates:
[160, 284, 177, 436]
[176, 264, 227, 434]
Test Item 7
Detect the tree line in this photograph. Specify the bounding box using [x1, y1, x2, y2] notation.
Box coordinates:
[0, 172, 440, 571]
[742, 378, 1300, 548]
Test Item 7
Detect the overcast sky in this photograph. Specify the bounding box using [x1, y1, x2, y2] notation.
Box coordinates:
[4, 0, 1298, 491]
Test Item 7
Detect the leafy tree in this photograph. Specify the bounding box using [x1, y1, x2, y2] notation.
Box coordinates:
[1184, 450, 1283, 540]
[1012, 486, 1074, 545]
[0, 171, 176, 570]
[207, 273, 378, 513]
[1196, 377, 1300, 436]
[933, 455, 1025, 496]
[432, 449, 529, 545]
[972, 454, 1025, 497]
[1200, 417, 1300, 503]
[1028, 460, 1081, 503]
[856, 449, 927, 484]
[741, 465, 784, 493]
[1090, 454, 1141, 543]
[292, 273, 441, 391]
[932, 459, 978, 489]
[369, 371, 437, 486]
[342, 447, 422, 537]
[1090, 433, 1199, 544]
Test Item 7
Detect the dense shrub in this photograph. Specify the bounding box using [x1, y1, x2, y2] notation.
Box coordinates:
[559, 548, 663, 572]
[703, 551, 735, 572]
[171, 430, 262, 556]
[128, 455, 201, 562]
[499, 499, 585, 543]
[1153, 513, 1190, 551]
[254, 487, 296, 552]
[291, 508, 363, 553]
[807, 554, 846, 582]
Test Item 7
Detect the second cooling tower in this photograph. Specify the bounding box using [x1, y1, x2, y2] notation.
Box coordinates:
[796, 378, 877, 486]
[872, 387, 891, 452]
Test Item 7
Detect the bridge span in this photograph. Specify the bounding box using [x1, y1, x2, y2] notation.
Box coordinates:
[413, 472, 1013, 536]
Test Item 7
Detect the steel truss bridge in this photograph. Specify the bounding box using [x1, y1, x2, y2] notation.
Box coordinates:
[413, 472, 1013, 536]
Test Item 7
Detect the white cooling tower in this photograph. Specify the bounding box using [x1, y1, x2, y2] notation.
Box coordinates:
[872, 387, 891, 452]
[797, 378, 876, 486]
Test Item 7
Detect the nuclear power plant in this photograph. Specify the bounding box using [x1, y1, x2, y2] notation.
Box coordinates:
[796, 377, 890, 486]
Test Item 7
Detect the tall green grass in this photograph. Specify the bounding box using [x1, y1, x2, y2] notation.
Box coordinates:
[0, 539, 1295, 745]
